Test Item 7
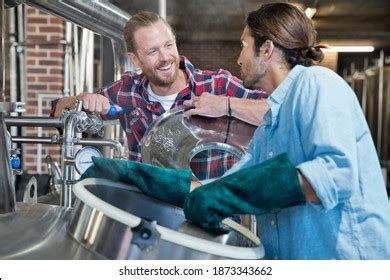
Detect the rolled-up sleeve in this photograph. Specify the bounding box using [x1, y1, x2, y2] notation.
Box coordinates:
[295, 70, 359, 211]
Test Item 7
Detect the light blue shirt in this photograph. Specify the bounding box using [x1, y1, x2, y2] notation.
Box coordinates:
[231, 65, 390, 259]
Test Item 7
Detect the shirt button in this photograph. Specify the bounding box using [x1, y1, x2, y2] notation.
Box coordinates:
[268, 151, 273, 157]
[270, 219, 275, 226]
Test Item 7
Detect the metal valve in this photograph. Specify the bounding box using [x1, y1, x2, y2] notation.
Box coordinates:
[72, 100, 104, 136]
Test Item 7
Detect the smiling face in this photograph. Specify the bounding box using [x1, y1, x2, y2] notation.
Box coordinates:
[237, 26, 267, 90]
[128, 20, 180, 87]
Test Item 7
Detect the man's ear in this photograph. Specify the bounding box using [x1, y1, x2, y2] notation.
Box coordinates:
[261, 40, 275, 60]
[127, 52, 140, 68]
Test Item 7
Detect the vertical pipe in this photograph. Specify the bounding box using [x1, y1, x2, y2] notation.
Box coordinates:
[9, 7, 18, 137]
[60, 113, 78, 207]
[67, 23, 74, 96]
[60, 100, 85, 207]
[79, 28, 88, 92]
[0, 0, 4, 102]
[73, 24, 80, 95]
[361, 58, 368, 116]
[63, 21, 72, 97]
[16, 4, 25, 103]
[86, 30, 94, 92]
[9, 8, 16, 103]
[350, 62, 356, 91]
[159, 0, 167, 19]
[376, 50, 384, 158]
[383, 69, 389, 164]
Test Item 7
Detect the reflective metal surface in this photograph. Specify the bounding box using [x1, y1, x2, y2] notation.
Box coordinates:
[141, 108, 257, 176]
[4, 0, 22, 8]
[0, 202, 102, 259]
[24, 0, 131, 76]
[11, 136, 124, 157]
[0, 114, 16, 214]
[0, 0, 16, 214]
[70, 179, 264, 260]
[0, 0, 3, 103]
[25, 0, 128, 41]
[4, 115, 63, 127]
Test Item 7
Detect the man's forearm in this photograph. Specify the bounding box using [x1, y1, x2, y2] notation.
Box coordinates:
[183, 93, 269, 125]
[230, 98, 269, 126]
[53, 96, 78, 117]
[298, 171, 320, 202]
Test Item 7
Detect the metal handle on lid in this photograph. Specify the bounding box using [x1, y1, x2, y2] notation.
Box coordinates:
[221, 218, 261, 246]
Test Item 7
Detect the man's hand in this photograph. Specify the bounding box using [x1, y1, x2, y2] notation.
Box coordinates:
[77, 92, 111, 115]
[53, 93, 111, 117]
[183, 92, 228, 118]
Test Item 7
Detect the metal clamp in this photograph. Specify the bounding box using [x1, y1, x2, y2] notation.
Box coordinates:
[12, 102, 26, 113]
[131, 219, 161, 251]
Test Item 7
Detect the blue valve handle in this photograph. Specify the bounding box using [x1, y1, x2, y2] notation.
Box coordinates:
[106, 105, 124, 118]
[11, 157, 21, 170]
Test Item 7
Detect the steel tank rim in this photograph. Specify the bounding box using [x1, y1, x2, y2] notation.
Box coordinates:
[72, 178, 264, 259]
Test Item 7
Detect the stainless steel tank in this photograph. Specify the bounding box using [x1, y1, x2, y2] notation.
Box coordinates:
[141, 107, 257, 180]
[69, 178, 265, 260]
[0, 202, 102, 259]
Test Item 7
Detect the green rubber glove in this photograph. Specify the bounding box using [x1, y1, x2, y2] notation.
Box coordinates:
[183, 153, 305, 229]
[81, 157, 192, 207]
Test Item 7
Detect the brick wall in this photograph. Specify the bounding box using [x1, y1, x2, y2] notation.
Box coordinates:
[179, 41, 242, 77]
[24, 7, 65, 174]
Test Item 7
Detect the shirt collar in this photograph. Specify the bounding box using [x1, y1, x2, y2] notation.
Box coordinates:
[265, 64, 306, 127]
[180, 56, 197, 90]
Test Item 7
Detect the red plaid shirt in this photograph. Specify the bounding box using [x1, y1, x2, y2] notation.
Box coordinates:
[55, 56, 267, 180]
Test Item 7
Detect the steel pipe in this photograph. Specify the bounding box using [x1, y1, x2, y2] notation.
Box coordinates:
[12, 136, 124, 158]
[4, 116, 63, 128]
[377, 50, 384, 157]
[61, 112, 80, 208]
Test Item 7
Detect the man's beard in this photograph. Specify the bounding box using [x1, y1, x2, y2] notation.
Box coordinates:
[242, 58, 267, 90]
[143, 59, 179, 87]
